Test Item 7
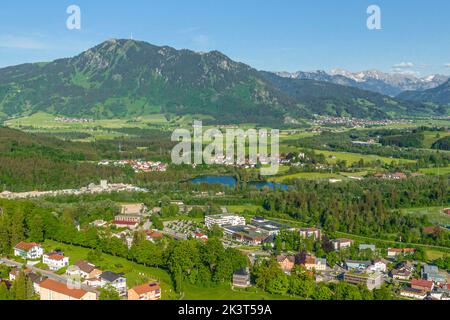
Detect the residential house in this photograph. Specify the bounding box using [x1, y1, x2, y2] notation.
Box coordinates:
[331, 238, 353, 251]
[146, 230, 164, 242]
[99, 271, 127, 296]
[345, 260, 371, 271]
[421, 264, 447, 284]
[13, 242, 43, 260]
[232, 269, 251, 288]
[368, 259, 389, 273]
[298, 228, 322, 241]
[68, 261, 102, 279]
[344, 271, 383, 290]
[390, 262, 414, 280]
[9, 268, 32, 281]
[194, 233, 209, 241]
[387, 247, 416, 258]
[39, 279, 97, 300]
[43, 253, 69, 271]
[27, 272, 47, 294]
[128, 283, 161, 300]
[302, 255, 327, 272]
[277, 255, 296, 274]
[411, 279, 434, 292]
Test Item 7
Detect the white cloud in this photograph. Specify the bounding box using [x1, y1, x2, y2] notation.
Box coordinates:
[445, 63, 450, 68]
[392, 62, 414, 69]
[0, 35, 47, 50]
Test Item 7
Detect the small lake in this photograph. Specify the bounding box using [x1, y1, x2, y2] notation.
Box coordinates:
[190, 176, 289, 190]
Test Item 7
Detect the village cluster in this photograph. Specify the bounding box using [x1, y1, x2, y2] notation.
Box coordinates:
[1, 201, 449, 301]
[311, 116, 411, 128]
[0, 180, 148, 200]
[98, 160, 168, 173]
[1, 241, 161, 301]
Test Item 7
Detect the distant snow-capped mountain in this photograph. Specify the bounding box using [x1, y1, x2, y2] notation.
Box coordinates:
[274, 69, 448, 96]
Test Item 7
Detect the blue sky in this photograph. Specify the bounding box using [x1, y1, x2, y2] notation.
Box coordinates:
[0, 0, 449, 75]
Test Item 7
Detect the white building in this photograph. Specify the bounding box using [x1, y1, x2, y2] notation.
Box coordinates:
[14, 242, 43, 260]
[99, 271, 127, 296]
[332, 238, 353, 250]
[205, 214, 246, 228]
[368, 259, 388, 273]
[43, 253, 69, 271]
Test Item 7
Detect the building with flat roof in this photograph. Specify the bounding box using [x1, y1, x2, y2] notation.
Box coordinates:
[205, 214, 246, 228]
[223, 225, 270, 245]
[250, 217, 287, 235]
[344, 271, 383, 290]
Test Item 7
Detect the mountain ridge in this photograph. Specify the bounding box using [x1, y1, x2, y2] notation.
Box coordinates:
[0, 39, 446, 124]
[273, 69, 448, 96]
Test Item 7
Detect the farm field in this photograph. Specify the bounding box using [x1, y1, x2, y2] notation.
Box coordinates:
[270, 171, 345, 182]
[4, 112, 170, 141]
[312, 149, 415, 165]
[419, 166, 450, 176]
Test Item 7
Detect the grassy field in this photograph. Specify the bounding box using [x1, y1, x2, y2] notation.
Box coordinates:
[226, 205, 264, 213]
[42, 240, 178, 299]
[419, 166, 450, 176]
[312, 149, 415, 165]
[422, 131, 450, 149]
[270, 172, 344, 182]
[402, 207, 450, 225]
[4, 112, 170, 141]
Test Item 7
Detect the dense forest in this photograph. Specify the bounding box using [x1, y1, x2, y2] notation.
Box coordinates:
[262, 176, 449, 246]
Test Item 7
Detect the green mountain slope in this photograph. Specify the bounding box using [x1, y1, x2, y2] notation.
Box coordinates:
[398, 79, 450, 112]
[0, 39, 444, 124]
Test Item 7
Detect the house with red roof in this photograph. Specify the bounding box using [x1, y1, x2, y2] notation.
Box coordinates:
[194, 233, 209, 241]
[39, 279, 96, 300]
[145, 230, 164, 242]
[128, 282, 161, 300]
[13, 242, 43, 260]
[411, 279, 434, 292]
[43, 252, 69, 271]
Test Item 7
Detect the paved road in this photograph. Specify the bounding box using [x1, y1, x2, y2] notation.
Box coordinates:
[1, 257, 98, 294]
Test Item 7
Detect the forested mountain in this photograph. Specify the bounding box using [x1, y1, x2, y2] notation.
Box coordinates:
[0, 39, 445, 124]
[398, 78, 450, 108]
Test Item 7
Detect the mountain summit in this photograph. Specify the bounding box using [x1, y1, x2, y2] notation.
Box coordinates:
[0, 39, 445, 124]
